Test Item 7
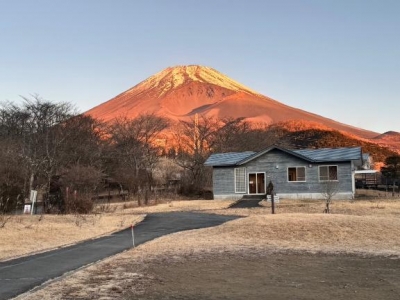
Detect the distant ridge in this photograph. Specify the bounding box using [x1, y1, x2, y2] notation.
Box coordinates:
[372, 131, 400, 153]
[373, 131, 400, 140]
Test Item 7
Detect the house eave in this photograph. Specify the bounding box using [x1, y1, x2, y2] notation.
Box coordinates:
[204, 163, 236, 167]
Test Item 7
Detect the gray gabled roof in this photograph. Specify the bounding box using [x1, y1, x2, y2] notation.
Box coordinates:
[237, 145, 315, 165]
[204, 151, 255, 166]
[293, 147, 362, 162]
[204, 146, 363, 167]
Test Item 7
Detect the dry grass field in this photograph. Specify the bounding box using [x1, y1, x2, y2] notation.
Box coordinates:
[0, 212, 145, 261]
[110, 199, 235, 214]
[18, 198, 400, 300]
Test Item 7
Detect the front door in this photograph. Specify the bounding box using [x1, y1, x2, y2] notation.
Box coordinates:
[248, 173, 265, 194]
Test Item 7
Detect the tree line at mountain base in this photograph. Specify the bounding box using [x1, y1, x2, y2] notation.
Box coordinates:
[1, 95, 399, 215]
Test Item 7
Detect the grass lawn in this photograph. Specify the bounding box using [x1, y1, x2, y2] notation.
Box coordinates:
[8, 198, 400, 299]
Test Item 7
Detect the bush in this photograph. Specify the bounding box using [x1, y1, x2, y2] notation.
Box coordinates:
[64, 192, 94, 214]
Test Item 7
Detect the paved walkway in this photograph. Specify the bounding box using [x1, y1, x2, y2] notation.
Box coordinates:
[229, 199, 263, 208]
[0, 212, 239, 300]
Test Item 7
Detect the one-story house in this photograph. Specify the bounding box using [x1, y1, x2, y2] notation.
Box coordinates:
[204, 145, 366, 200]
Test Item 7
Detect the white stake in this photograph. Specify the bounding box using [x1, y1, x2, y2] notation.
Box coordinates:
[131, 224, 135, 247]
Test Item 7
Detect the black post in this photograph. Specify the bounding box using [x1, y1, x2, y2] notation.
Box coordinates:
[267, 180, 275, 214]
[271, 193, 275, 214]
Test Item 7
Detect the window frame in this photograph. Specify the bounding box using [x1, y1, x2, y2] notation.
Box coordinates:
[318, 165, 338, 182]
[234, 167, 246, 193]
[287, 166, 306, 182]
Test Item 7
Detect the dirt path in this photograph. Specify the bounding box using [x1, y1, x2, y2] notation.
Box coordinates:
[136, 252, 400, 300]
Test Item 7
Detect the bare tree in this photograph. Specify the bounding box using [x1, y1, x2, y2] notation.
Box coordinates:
[213, 117, 250, 153]
[0, 96, 106, 213]
[0, 135, 24, 213]
[58, 114, 107, 168]
[320, 167, 339, 213]
[173, 115, 220, 193]
[107, 114, 169, 204]
[0, 96, 77, 193]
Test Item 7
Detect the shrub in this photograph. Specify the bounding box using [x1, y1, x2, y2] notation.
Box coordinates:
[64, 192, 94, 214]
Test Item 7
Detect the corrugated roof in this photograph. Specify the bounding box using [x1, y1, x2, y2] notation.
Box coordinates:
[293, 147, 361, 162]
[204, 151, 255, 166]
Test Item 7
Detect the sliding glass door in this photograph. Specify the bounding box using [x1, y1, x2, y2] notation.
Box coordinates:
[248, 173, 265, 194]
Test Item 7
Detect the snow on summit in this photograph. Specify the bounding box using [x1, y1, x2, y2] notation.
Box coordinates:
[133, 65, 260, 98]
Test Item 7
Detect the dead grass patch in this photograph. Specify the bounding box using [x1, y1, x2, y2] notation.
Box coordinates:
[124, 212, 400, 259]
[209, 199, 400, 217]
[111, 199, 235, 214]
[356, 188, 400, 199]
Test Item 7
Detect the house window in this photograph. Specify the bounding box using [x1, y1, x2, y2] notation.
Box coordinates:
[235, 167, 246, 193]
[319, 165, 338, 181]
[288, 167, 306, 182]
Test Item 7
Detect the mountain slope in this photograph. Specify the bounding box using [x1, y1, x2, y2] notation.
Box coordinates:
[86, 65, 379, 140]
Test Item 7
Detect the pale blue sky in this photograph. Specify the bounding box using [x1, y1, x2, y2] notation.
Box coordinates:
[1, 0, 399, 133]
